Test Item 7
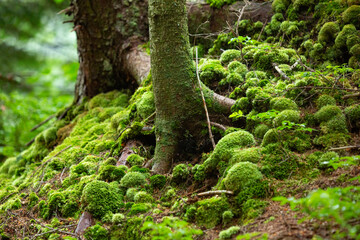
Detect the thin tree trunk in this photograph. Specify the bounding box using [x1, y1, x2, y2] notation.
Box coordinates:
[149, 0, 205, 174]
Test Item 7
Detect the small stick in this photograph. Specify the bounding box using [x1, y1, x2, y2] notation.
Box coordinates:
[25, 138, 35, 147]
[257, 19, 267, 41]
[30, 114, 55, 132]
[273, 63, 290, 81]
[196, 47, 216, 149]
[290, 60, 299, 70]
[57, 106, 71, 120]
[342, 93, 360, 99]
[29, 217, 79, 240]
[210, 122, 227, 131]
[329, 145, 360, 151]
[198, 190, 234, 197]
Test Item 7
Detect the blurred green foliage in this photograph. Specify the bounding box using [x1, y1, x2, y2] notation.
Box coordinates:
[0, 0, 78, 161]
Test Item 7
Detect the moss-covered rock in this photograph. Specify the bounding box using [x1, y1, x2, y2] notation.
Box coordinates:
[228, 61, 248, 76]
[314, 105, 343, 123]
[172, 164, 189, 183]
[127, 154, 145, 167]
[84, 224, 109, 240]
[81, 180, 122, 219]
[219, 226, 241, 240]
[231, 97, 251, 114]
[195, 196, 229, 228]
[318, 22, 340, 44]
[150, 174, 167, 189]
[222, 162, 263, 193]
[97, 165, 126, 182]
[316, 94, 336, 109]
[320, 115, 348, 134]
[350, 44, 360, 57]
[203, 130, 256, 172]
[120, 172, 146, 188]
[273, 110, 301, 127]
[229, 147, 261, 165]
[270, 97, 298, 112]
[342, 5, 360, 28]
[136, 91, 155, 119]
[220, 50, 242, 65]
[199, 59, 228, 85]
[134, 191, 153, 203]
[344, 104, 360, 129]
[192, 164, 206, 182]
[335, 24, 358, 49]
[254, 124, 270, 139]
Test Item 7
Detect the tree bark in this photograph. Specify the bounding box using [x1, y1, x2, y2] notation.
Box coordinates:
[149, 0, 206, 174]
[69, 0, 272, 103]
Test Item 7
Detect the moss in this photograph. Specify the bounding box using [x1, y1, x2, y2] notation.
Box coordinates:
[254, 124, 270, 139]
[120, 172, 146, 188]
[350, 44, 360, 57]
[316, 95, 336, 109]
[48, 192, 65, 213]
[344, 104, 360, 129]
[252, 92, 271, 112]
[272, 0, 289, 13]
[220, 50, 242, 65]
[150, 175, 166, 189]
[222, 162, 262, 193]
[222, 210, 234, 226]
[231, 97, 251, 114]
[136, 91, 155, 119]
[195, 197, 229, 228]
[270, 97, 298, 112]
[273, 110, 301, 127]
[172, 164, 189, 183]
[62, 198, 79, 218]
[7, 198, 21, 210]
[314, 105, 343, 123]
[28, 192, 39, 209]
[192, 164, 206, 182]
[335, 24, 358, 49]
[342, 5, 360, 28]
[241, 199, 268, 222]
[98, 165, 126, 182]
[199, 59, 228, 85]
[318, 22, 340, 44]
[320, 115, 348, 134]
[245, 71, 268, 80]
[134, 191, 153, 203]
[219, 72, 244, 87]
[293, 0, 314, 11]
[303, 39, 313, 50]
[228, 61, 248, 76]
[72, 161, 97, 176]
[129, 203, 151, 215]
[245, 87, 262, 100]
[81, 180, 122, 219]
[112, 213, 125, 224]
[203, 130, 256, 172]
[349, 56, 360, 68]
[314, 133, 350, 148]
[110, 110, 130, 131]
[84, 224, 109, 240]
[346, 35, 360, 50]
[219, 226, 241, 239]
[229, 147, 261, 165]
[126, 154, 144, 167]
[318, 151, 339, 168]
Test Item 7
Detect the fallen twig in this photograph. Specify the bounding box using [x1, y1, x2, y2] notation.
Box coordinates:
[29, 217, 79, 240]
[196, 47, 216, 149]
[198, 190, 234, 197]
[57, 106, 72, 120]
[273, 63, 290, 81]
[210, 122, 227, 131]
[342, 92, 360, 99]
[329, 145, 360, 151]
[30, 114, 55, 132]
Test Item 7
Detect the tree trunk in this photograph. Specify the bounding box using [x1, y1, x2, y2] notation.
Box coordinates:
[149, 0, 205, 174]
[69, 0, 272, 103]
[70, 0, 148, 103]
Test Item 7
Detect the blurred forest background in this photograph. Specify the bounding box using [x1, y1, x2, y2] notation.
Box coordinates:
[0, 0, 78, 161]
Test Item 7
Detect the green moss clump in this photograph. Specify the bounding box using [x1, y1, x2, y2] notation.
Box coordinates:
[231, 97, 251, 114]
[314, 133, 350, 148]
[120, 172, 146, 188]
[272, 0, 290, 13]
[320, 115, 348, 134]
[228, 61, 248, 76]
[220, 50, 242, 65]
[172, 164, 189, 183]
[125, 188, 138, 202]
[129, 203, 151, 215]
[219, 226, 241, 240]
[314, 105, 343, 123]
[72, 161, 97, 176]
[28, 192, 39, 209]
[241, 199, 268, 222]
[316, 95, 336, 109]
[136, 91, 155, 119]
[134, 191, 153, 203]
[81, 180, 122, 219]
[203, 130, 256, 172]
[345, 104, 360, 129]
[62, 198, 79, 218]
[112, 213, 125, 224]
[219, 73, 244, 86]
[270, 97, 298, 112]
[192, 164, 206, 182]
[335, 24, 358, 49]
[97, 165, 126, 182]
[222, 162, 262, 193]
[84, 224, 109, 240]
[254, 124, 270, 139]
[318, 22, 340, 44]
[273, 110, 301, 127]
[127, 154, 145, 167]
[222, 210, 234, 226]
[293, 0, 314, 11]
[48, 192, 65, 214]
[200, 59, 228, 85]
[150, 175, 166, 189]
[229, 147, 261, 165]
[195, 197, 229, 228]
[350, 44, 360, 57]
[342, 5, 360, 28]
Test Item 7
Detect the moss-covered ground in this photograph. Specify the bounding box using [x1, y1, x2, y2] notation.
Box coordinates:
[1, 0, 360, 239]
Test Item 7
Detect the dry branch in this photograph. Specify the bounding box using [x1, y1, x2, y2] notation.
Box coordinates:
[329, 145, 360, 151]
[210, 122, 228, 131]
[30, 114, 55, 132]
[342, 92, 360, 99]
[273, 63, 290, 81]
[198, 190, 234, 197]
